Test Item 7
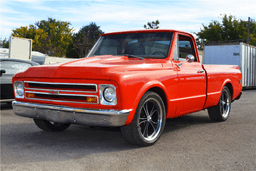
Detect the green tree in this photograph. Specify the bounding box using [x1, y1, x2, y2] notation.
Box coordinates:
[144, 20, 160, 29]
[196, 14, 256, 46]
[12, 25, 48, 51]
[66, 43, 79, 58]
[73, 22, 104, 58]
[35, 18, 73, 56]
[11, 18, 73, 57]
[2, 38, 9, 48]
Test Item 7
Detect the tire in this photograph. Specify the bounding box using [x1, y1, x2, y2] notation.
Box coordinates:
[208, 86, 231, 122]
[34, 119, 71, 132]
[121, 91, 166, 146]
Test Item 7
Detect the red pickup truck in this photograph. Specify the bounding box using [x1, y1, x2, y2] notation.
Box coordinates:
[12, 29, 242, 146]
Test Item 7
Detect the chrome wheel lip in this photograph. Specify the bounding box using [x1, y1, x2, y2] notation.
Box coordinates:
[138, 98, 163, 142]
[220, 89, 230, 118]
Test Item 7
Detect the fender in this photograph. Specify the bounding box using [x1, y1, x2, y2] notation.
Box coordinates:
[208, 79, 232, 108]
[203, 78, 233, 109]
[220, 79, 233, 99]
[124, 80, 169, 125]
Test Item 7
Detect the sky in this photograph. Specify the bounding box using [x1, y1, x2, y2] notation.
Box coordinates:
[1, 0, 256, 41]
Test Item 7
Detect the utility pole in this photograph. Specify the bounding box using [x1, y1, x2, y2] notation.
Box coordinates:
[246, 17, 250, 86]
[247, 17, 250, 44]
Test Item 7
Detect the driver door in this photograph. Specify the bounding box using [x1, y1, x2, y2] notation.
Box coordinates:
[174, 34, 206, 115]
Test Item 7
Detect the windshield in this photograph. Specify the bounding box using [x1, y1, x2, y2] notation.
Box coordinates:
[87, 32, 173, 59]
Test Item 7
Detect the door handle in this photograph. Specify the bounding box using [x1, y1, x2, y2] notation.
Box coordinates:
[197, 70, 205, 73]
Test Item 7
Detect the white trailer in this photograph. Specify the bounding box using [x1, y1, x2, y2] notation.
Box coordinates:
[9, 37, 32, 60]
[3, 37, 77, 65]
[204, 43, 256, 88]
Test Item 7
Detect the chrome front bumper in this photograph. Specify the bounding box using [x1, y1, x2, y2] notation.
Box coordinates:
[12, 101, 131, 127]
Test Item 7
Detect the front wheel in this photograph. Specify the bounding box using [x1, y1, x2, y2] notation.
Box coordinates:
[121, 91, 166, 146]
[34, 119, 71, 132]
[208, 86, 231, 122]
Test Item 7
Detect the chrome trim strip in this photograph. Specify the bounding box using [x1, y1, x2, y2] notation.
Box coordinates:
[12, 101, 131, 127]
[25, 97, 99, 104]
[25, 97, 98, 104]
[207, 91, 221, 96]
[25, 88, 97, 94]
[169, 94, 206, 102]
[24, 81, 98, 93]
[169, 92, 221, 102]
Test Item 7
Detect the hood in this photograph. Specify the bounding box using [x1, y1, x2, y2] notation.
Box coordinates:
[15, 55, 165, 80]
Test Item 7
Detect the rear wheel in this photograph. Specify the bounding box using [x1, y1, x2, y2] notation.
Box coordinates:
[121, 91, 166, 146]
[208, 86, 231, 122]
[34, 119, 71, 132]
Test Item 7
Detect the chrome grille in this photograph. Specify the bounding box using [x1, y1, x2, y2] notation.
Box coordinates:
[24, 81, 98, 104]
[24, 81, 97, 93]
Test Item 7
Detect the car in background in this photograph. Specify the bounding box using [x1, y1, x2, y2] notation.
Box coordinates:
[0, 58, 39, 103]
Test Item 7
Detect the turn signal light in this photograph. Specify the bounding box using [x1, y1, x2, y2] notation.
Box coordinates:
[27, 93, 35, 98]
[86, 97, 98, 103]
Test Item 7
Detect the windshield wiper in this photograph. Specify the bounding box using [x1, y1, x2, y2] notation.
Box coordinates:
[121, 54, 144, 60]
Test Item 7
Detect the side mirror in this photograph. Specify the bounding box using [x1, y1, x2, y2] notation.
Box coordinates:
[186, 55, 195, 63]
[176, 54, 195, 68]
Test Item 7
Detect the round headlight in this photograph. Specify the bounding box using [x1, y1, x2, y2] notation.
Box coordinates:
[16, 82, 24, 96]
[103, 87, 116, 102]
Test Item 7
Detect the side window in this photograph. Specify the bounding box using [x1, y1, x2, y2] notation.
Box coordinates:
[178, 35, 197, 62]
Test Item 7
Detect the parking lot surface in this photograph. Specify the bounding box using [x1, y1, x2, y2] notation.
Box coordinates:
[1, 90, 256, 171]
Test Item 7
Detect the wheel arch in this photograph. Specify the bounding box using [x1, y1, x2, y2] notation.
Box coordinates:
[147, 87, 167, 113]
[221, 79, 234, 100]
[124, 81, 169, 125]
[224, 82, 234, 100]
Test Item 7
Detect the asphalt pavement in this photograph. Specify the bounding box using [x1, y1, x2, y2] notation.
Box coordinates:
[1, 89, 256, 171]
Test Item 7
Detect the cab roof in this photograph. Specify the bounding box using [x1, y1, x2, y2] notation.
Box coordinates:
[101, 29, 193, 37]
